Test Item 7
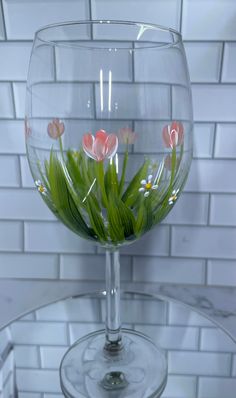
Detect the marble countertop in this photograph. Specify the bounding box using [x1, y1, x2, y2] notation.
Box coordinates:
[0, 279, 235, 341]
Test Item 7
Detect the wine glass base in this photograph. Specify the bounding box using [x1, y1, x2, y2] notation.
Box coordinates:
[60, 329, 167, 398]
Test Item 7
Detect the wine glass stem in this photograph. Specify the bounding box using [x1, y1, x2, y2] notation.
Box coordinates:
[105, 249, 122, 348]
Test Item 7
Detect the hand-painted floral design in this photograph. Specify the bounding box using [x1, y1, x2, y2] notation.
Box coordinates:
[118, 127, 137, 145]
[35, 180, 47, 195]
[162, 121, 184, 149]
[139, 174, 158, 198]
[168, 189, 179, 205]
[47, 118, 65, 139]
[82, 129, 118, 162]
[24, 117, 31, 138]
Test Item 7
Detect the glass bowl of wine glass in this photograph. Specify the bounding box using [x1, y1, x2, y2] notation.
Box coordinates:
[25, 20, 193, 398]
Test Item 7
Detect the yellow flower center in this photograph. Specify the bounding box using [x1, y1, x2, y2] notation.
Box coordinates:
[145, 182, 152, 190]
[38, 185, 45, 193]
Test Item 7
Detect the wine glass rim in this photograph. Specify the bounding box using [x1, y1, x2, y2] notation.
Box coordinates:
[34, 19, 182, 50]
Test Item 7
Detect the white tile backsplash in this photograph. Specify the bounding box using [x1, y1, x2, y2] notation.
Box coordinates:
[172, 226, 236, 259]
[133, 256, 205, 284]
[20, 156, 34, 188]
[193, 123, 215, 158]
[215, 123, 236, 158]
[0, 6, 5, 40]
[16, 368, 60, 393]
[3, 0, 89, 40]
[169, 351, 231, 376]
[185, 159, 236, 193]
[0, 155, 21, 187]
[0, 7, 236, 398]
[91, 0, 181, 30]
[207, 259, 236, 287]
[0, 253, 58, 278]
[120, 226, 170, 256]
[0, 221, 22, 251]
[69, 322, 104, 344]
[200, 327, 236, 352]
[24, 221, 95, 253]
[60, 254, 132, 281]
[222, 42, 236, 82]
[163, 375, 196, 398]
[192, 84, 236, 122]
[11, 322, 68, 345]
[0, 121, 25, 153]
[40, 346, 68, 369]
[198, 377, 236, 398]
[0, 43, 32, 80]
[13, 83, 27, 119]
[210, 194, 236, 226]
[14, 346, 40, 368]
[134, 324, 199, 350]
[101, 298, 167, 325]
[164, 193, 209, 225]
[169, 302, 214, 327]
[0, 189, 55, 220]
[0, 84, 14, 118]
[36, 298, 101, 322]
[185, 42, 222, 83]
[182, 0, 236, 40]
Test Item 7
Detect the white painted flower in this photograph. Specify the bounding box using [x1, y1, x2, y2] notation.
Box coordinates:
[169, 189, 179, 205]
[35, 180, 47, 195]
[139, 174, 158, 198]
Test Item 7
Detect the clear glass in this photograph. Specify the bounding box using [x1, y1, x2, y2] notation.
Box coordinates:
[25, 20, 193, 398]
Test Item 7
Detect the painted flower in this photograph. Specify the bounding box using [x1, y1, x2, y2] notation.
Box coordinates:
[82, 129, 118, 162]
[169, 189, 179, 205]
[162, 121, 184, 149]
[35, 180, 47, 195]
[118, 127, 137, 145]
[24, 117, 31, 138]
[47, 118, 65, 139]
[139, 174, 158, 198]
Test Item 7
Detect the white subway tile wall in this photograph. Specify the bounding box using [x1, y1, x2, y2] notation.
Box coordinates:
[0, 1, 236, 395]
[0, 0, 234, 287]
[7, 296, 236, 397]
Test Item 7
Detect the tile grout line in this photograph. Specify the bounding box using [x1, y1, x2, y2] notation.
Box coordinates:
[9, 82, 17, 119]
[0, 0, 7, 40]
[17, 155, 23, 188]
[219, 41, 225, 83]
[179, 0, 184, 34]
[204, 259, 208, 286]
[207, 193, 211, 226]
[211, 122, 217, 158]
[169, 225, 172, 256]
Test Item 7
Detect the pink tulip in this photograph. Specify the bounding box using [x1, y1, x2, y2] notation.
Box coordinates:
[82, 130, 118, 162]
[118, 127, 137, 144]
[47, 118, 65, 139]
[162, 121, 184, 149]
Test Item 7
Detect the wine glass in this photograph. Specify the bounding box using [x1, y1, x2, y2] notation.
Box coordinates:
[25, 20, 193, 398]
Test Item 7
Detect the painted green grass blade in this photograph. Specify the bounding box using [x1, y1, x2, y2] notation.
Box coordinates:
[119, 150, 128, 196]
[105, 159, 119, 197]
[48, 152, 96, 240]
[122, 159, 149, 207]
[66, 150, 85, 189]
[66, 151, 101, 212]
[86, 196, 107, 243]
[135, 198, 153, 237]
[95, 161, 108, 208]
[107, 196, 125, 243]
[113, 196, 135, 239]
